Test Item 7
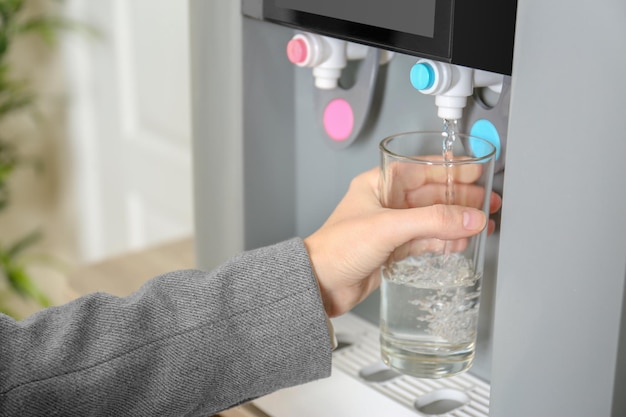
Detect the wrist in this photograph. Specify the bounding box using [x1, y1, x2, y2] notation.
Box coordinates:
[303, 236, 338, 349]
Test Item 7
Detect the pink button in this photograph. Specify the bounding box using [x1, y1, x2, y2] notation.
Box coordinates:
[323, 99, 354, 141]
[286, 38, 308, 64]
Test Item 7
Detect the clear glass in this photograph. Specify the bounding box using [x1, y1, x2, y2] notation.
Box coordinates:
[378, 131, 496, 379]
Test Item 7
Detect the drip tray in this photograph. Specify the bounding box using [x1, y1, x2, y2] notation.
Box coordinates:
[254, 313, 490, 417]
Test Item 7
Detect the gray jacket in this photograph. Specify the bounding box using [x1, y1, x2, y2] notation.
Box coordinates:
[0, 238, 333, 416]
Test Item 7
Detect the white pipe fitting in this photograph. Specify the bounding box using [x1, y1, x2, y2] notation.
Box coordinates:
[473, 69, 504, 93]
[311, 37, 347, 89]
[286, 33, 347, 89]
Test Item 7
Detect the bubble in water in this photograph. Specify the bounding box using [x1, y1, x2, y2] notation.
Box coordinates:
[384, 253, 480, 344]
[387, 252, 476, 288]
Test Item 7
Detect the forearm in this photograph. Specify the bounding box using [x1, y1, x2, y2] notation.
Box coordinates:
[0, 238, 332, 416]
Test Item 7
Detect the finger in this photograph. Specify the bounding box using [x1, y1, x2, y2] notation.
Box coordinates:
[319, 168, 382, 226]
[377, 204, 487, 251]
[391, 237, 470, 261]
[489, 192, 502, 214]
[404, 183, 489, 209]
[384, 159, 484, 188]
[423, 161, 484, 185]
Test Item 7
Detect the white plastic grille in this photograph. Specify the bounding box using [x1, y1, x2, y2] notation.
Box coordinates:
[331, 314, 490, 417]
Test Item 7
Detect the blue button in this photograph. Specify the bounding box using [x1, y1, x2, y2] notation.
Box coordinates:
[470, 119, 501, 159]
[410, 63, 435, 91]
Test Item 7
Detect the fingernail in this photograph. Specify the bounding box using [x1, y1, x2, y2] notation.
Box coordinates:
[463, 210, 485, 230]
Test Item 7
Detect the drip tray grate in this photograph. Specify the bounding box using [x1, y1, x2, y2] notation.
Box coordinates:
[331, 314, 490, 417]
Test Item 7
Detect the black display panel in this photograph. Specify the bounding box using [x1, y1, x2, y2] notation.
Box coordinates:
[276, 0, 436, 38]
[264, 0, 452, 64]
[255, 0, 517, 75]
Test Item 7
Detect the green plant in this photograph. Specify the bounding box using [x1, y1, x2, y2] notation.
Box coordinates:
[0, 230, 50, 316]
[0, 0, 83, 318]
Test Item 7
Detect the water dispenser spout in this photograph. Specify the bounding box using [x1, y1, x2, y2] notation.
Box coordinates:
[287, 32, 392, 90]
[410, 59, 504, 120]
[286, 33, 350, 89]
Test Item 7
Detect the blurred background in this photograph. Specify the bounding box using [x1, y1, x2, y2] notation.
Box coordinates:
[1, 0, 222, 317]
[62, 0, 193, 261]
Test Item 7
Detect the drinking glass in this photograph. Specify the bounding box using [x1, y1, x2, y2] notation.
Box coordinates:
[379, 130, 496, 378]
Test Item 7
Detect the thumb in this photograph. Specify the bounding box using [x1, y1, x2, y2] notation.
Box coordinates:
[379, 204, 487, 249]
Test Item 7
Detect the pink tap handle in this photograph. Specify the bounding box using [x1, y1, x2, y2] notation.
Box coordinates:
[286, 37, 308, 64]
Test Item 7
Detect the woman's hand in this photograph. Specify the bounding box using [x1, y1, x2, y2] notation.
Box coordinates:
[304, 167, 501, 317]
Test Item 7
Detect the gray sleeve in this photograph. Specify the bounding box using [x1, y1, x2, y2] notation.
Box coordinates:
[0, 238, 332, 417]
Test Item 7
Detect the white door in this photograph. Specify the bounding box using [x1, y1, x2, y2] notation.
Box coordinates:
[63, 0, 193, 261]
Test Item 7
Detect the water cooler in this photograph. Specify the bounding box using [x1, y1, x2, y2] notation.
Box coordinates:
[190, 1, 626, 415]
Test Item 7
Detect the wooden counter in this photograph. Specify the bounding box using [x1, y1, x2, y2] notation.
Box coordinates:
[67, 238, 269, 417]
[67, 238, 196, 296]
